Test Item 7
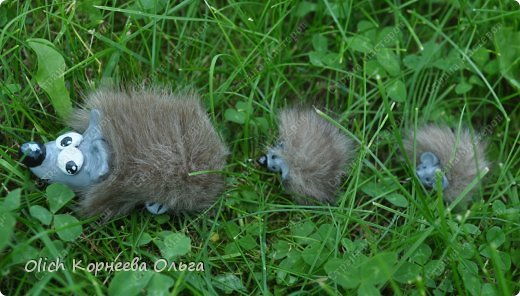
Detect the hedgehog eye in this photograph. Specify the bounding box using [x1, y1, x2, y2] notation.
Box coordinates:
[57, 147, 84, 175]
[56, 132, 83, 149]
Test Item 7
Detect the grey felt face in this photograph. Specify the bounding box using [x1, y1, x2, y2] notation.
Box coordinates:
[19, 109, 110, 190]
[416, 152, 449, 190]
[258, 148, 289, 180]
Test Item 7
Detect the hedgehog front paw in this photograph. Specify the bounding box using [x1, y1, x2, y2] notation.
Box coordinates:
[145, 202, 169, 215]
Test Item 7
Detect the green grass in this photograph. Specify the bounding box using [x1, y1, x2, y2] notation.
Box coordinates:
[1, 0, 519, 295]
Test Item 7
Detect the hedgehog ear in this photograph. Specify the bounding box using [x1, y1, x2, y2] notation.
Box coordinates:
[420, 152, 439, 166]
[84, 109, 104, 141]
[88, 139, 110, 182]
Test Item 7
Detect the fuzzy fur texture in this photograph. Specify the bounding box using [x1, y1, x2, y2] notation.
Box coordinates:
[270, 108, 355, 204]
[404, 124, 489, 204]
[67, 88, 228, 218]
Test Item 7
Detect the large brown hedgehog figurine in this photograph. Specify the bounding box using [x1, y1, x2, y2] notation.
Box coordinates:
[404, 124, 489, 205]
[19, 87, 228, 218]
[258, 108, 355, 204]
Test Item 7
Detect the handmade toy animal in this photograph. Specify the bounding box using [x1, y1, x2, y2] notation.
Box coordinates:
[258, 108, 355, 204]
[19, 88, 228, 218]
[403, 124, 489, 205]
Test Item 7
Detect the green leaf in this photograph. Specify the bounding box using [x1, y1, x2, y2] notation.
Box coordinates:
[361, 181, 384, 197]
[53, 214, 82, 242]
[272, 240, 291, 260]
[238, 235, 257, 251]
[492, 200, 506, 215]
[394, 262, 422, 284]
[483, 59, 499, 75]
[358, 252, 397, 285]
[276, 250, 306, 285]
[411, 243, 432, 265]
[434, 49, 460, 71]
[29, 205, 53, 225]
[376, 26, 401, 47]
[224, 221, 240, 239]
[403, 54, 420, 70]
[462, 223, 481, 235]
[455, 80, 472, 94]
[10, 243, 39, 265]
[481, 283, 498, 296]
[461, 270, 481, 296]
[224, 242, 239, 255]
[291, 220, 315, 245]
[309, 51, 341, 68]
[460, 242, 476, 259]
[3, 188, 21, 211]
[387, 79, 407, 102]
[472, 47, 489, 67]
[295, 1, 317, 17]
[498, 251, 511, 271]
[358, 20, 377, 43]
[468, 75, 484, 87]
[301, 242, 329, 266]
[324, 258, 360, 289]
[312, 224, 336, 249]
[312, 34, 328, 53]
[253, 116, 269, 133]
[323, 2, 349, 19]
[458, 259, 478, 276]
[224, 108, 245, 124]
[39, 240, 65, 259]
[235, 101, 253, 115]
[146, 273, 174, 295]
[154, 214, 169, 224]
[385, 193, 408, 207]
[213, 273, 246, 294]
[0, 6, 8, 27]
[155, 232, 191, 259]
[424, 260, 445, 279]
[486, 226, 505, 248]
[494, 28, 520, 90]
[365, 60, 386, 78]
[376, 48, 400, 76]
[346, 35, 373, 53]
[46, 183, 75, 213]
[419, 41, 441, 67]
[136, 232, 152, 246]
[0, 210, 16, 251]
[357, 283, 380, 296]
[308, 51, 324, 67]
[27, 38, 72, 119]
[108, 271, 153, 296]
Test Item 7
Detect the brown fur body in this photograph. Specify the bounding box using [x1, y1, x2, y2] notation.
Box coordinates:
[272, 108, 354, 204]
[404, 125, 488, 204]
[68, 88, 228, 218]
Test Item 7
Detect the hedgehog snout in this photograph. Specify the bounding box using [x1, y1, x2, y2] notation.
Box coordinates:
[260, 150, 289, 180]
[416, 152, 449, 190]
[145, 202, 169, 215]
[19, 141, 46, 168]
[257, 155, 268, 167]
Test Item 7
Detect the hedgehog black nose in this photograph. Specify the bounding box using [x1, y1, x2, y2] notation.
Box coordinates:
[257, 155, 268, 167]
[19, 142, 46, 167]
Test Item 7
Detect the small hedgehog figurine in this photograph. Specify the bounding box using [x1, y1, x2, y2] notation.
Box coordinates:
[404, 124, 489, 206]
[258, 108, 355, 204]
[19, 88, 228, 218]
